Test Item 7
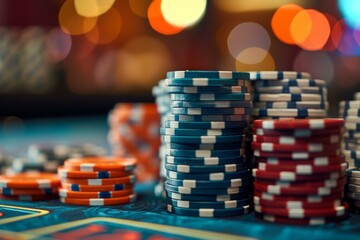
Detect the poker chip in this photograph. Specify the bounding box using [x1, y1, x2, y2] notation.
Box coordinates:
[0, 194, 57, 201]
[340, 100, 360, 109]
[249, 71, 311, 80]
[253, 108, 326, 118]
[60, 194, 137, 206]
[254, 93, 323, 102]
[0, 187, 58, 196]
[167, 204, 251, 217]
[168, 198, 251, 209]
[253, 78, 326, 87]
[159, 70, 253, 217]
[254, 101, 327, 109]
[254, 86, 326, 94]
[252, 119, 347, 224]
[58, 156, 137, 205]
[0, 173, 61, 189]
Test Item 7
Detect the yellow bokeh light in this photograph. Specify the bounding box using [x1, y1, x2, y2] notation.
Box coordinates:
[74, 0, 115, 17]
[236, 47, 268, 64]
[161, 0, 207, 28]
[59, 0, 97, 35]
[236, 51, 275, 71]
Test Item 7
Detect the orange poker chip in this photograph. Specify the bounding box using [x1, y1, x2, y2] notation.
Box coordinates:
[57, 167, 132, 179]
[58, 188, 133, 198]
[60, 194, 137, 206]
[0, 187, 58, 196]
[61, 182, 134, 192]
[62, 175, 136, 185]
[64, 156, 137, 172]
[0, 173, 61, 189]
[0, 194, 57, 201]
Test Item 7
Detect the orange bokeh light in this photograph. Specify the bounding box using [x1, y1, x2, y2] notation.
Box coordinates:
[290, 9, 330, 51]
[147, 0, 183, 35]
[86, 8, 122, 45]
[322, 13, 339, 51]
[59, 0, 97, 35]
[271, 4, 303, 45]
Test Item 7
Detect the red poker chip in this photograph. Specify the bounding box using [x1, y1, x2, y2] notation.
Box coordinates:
[254, 202, 348, 218]
[252, 142, 341, 153]
[253, 195, 342, 209]
[255, 176, 346, 188]
[253, 127, 343, 137]
[252, 134, 341, 144]
[254, 182, 345, 196]
[252, 168, 346, 181]
[254, 190, 344, 203]
[253, 149, 341, 159]
[254, 212, 347, 225]
[253, 119, 344, 130]
[256, 155, 345, 166]
[257, 162, 347, 175]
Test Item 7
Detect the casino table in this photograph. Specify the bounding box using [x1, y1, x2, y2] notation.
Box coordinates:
[0, 116, 359, 240]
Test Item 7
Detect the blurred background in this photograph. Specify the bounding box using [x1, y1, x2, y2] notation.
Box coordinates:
[0, 0, 360, 118]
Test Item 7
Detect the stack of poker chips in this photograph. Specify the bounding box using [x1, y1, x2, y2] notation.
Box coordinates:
[0, 172, 60, 201]
[339, 97, 360, 213]
[152, 79, 171, 198]
[250, 71, 328, 119]
[252, 119, 348, 225]
[163, 70, 253, 218]
[108, 103, 161, 182]
[57, 156, 137, 206]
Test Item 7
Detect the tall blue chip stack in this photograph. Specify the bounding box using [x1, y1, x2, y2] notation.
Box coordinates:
[159, 70, 253, 217]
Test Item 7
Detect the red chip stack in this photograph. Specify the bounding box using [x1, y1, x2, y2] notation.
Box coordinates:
[108, 103, 161, 182]
[251, 119, 348, 225]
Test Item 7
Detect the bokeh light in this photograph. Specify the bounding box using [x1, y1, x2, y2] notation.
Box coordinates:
[160, 0, 207, 28]
[227, 22, 270, 61]
[59, 0, 97, 35]
[85, 8, 122, 45]
[235, 51, 275, 71]
[74, 0, 115, 17]
[45, 27, 72, 63]
[293, 51, 334, 81]
[129, 0, 152, 18]
[338, 0, 360, 29]
[336, 20, 360, 56]
[214, 0, 308, 12]
[271, 4, 304, 45]
[148, 0, 183, 35]
[322, 13, 340, 51]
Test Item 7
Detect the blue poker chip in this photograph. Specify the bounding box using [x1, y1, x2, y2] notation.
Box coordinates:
[171, 107, 253, 115]
[171, 100, 252, 108]
[165, 163, 248, 173]
[165, 155, 246, 166]
[161, 134, 246, 144]
[166, 70, 250, 79]
[171, 93, 252, 101]
[253, 78, 326, 87]
[254, 101, 327, 109]
[167, 204, 251, 217]
[165, 114, 250, 122]
[167, 191, 249, 202]
[341, 108, 360, 117]
[165, 78, 248, 87]
[253, 93, 323, 102]
[167, 198, 252, 209]
[166, 177, 252, 188]
[340, 100, 360, 109]
[343, 150, 360, 160]
[249, 71, 311, 80]
[254, 86, 326, 94]
[164, 142, 245, 150]
[346, 168, 360, 178]
[345, 122, 360, 131]
[160, 127, 245, 136]
[344, 130, 360, 139]
[165, 182, 251, 195]
[166, 169, 251, 181]
[253, 108, 326, 118]
[164, 148, 245, 157]
[166, 86, 249, 94]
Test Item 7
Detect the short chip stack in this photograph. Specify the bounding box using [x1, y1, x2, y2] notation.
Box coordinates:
[252, 119, 348, 225]
[162, 70, 253, 218]
[250, 71, 328, 119]
[339, 97, 360, 213]
[0, 172, 60, 201]
[152, 79, 171, 198]
[108, 103, 161, 182]
[57, 156, 137, 206]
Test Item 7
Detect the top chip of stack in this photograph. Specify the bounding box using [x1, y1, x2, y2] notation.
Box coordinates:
[57, 156, 137, 206]
[339, 95, 360, 213]
[250, 71, 328, 119]
[252, 118, 348, 224]
[163, 70, 252, 218]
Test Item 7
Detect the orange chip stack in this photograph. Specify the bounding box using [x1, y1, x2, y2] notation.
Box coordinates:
[0, 172, 61, 201]
[57, 156, 137, 206]
[108, 103, 161, 182]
